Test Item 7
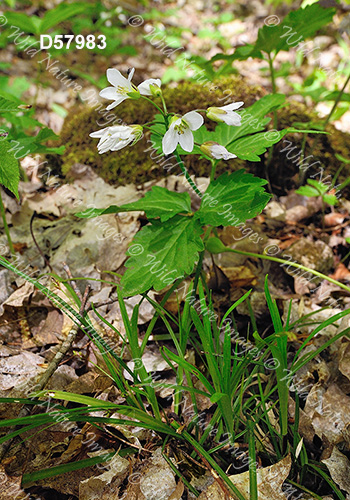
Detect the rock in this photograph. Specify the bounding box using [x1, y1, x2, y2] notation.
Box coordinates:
[283, 238, 334, 277]
[264, 200, 286, 221]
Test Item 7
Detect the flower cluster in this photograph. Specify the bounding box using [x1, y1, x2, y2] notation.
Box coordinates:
[90, 67, 243, 160]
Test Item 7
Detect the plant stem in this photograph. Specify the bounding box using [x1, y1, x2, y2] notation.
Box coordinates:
[266, 52, 278, 180]
[323, 71, 350, 128]
[220, 245, 350, 294]
[173, 149, 203, 198]
[297, 133, 308, 186]
[267, 52, 278, 166]
[268, 52, 278, 128]
[210, 159, 218, 182]
[308, 70, 350, 159]
[0, 189, 15, 256]
[175, 424, 247, 500]
[160, 94, 168, 114]
[141, 95, 165, 116]
[321, 197, 326, 231]
[247, 419, 258, 500]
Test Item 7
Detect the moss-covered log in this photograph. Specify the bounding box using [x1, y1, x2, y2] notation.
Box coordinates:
[55, 75, 350, 193]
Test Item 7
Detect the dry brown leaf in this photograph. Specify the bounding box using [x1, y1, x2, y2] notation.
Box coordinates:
[1, 281, 34, 308]
[168, 480, 185, 500]
[122, 448, 177, 500]
[322, 446, 350, 494]
[0, 466, 27, 500]
[223, 266, 258, 288]
[339, 341, 350, 382]
[329, 262, 350, 281]
[324, 212, 345, 227]
[288, 397, 315, 446]
[304, 383, 350, 448]
[0, 351, 46, 395]
[79, 453, 129, 500]
[198, 455, 291, 500]
[32, 309, 63, 345]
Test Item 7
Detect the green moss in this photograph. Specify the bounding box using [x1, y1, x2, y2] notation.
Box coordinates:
[268, 101, 350, 194]
[56, 76, 350, 192]
[58, 76, 265, 185]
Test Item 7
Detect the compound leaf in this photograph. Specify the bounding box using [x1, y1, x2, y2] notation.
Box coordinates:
[121, 216, 204, 296]
[196, 170, 270, 227]
[76, 186, 192, 222]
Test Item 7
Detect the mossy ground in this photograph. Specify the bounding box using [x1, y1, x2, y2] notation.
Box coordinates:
[55, 76, 350, 192]
[57, 76, 264, 185]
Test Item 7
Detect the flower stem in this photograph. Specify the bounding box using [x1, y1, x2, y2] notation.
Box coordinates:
[173, 149, 203, 198]
[0, 189, 15, 256]
[308, 70, 350, 159]
[266, 52, 278, 183]
[210, 159, 219, 182]
[141, 95, 165, 116]
[221, 245, 350, 294]
[323, 71, 350, 128]
[160, 94, 168, 114]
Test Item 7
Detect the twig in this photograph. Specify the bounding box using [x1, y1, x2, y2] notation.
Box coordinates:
[29, 211, 53, 272]
[0, 282, 90, 461]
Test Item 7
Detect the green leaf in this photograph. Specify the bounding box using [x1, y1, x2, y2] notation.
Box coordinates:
[307, 179, 328, 194]
[210, 392, 226, 403]
[150, 94, 286, 162]
[121, 216, 204, 296]
[283, 3, 336, 47]
[336, 153, 350, 164]
[6, 127, 62, 158]
[0, 140, 19, 198]
[226, 129, 289, 161]
[191, 95, 284, 161]
[22, 452, 117, 484]
[196, 170, 271, 227]
[0, 96, 20, 113]
[323, 194, 337, 206]
[76, 186, 192, 222]
[4, 12, 39, 34]
[296, 179, 331, 198]
[40, 3, 91, 32]
[210, 4, 335, 62]
[295, 185, 320, 197]
[195, 94, 286, 158]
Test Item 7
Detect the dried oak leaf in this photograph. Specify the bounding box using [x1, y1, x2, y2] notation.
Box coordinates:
[322, 446, 350, 495]
[198, 455, 291, 500]
[0, 466, 27, 500]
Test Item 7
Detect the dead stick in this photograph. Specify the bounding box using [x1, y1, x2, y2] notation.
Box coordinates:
[0, 285, 90, 461]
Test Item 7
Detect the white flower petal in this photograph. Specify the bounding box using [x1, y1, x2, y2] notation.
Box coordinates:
[97, 138, 115, 153]
[128, 67, 135, 81]
[211, 144, 237, 160]
[99, 87, 119, 99]
[183, 111, 204, 131]
[109, 126, 132, 139]
[90, 129, 107, 138]
[111, 137, 133, 151]
[221, 102, 244, 111]
[137, 78, 162, 96]
[106, 68, 131, 89]
[222, 112, 242, 126]
[179, 129, 194, 152]
[106, 97, 126, 110]
[162, 127, 178, 155]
